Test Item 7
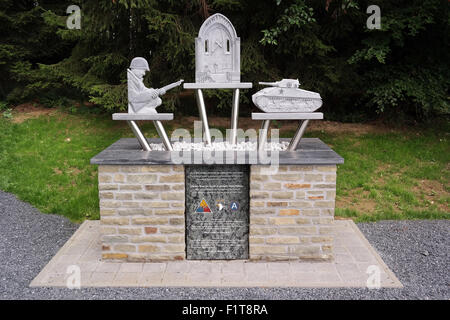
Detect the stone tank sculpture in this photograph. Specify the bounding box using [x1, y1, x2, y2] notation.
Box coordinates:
[252, 79, 322, 113]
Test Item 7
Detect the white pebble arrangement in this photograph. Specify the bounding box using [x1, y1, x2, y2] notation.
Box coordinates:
[148, 141, 289, 151]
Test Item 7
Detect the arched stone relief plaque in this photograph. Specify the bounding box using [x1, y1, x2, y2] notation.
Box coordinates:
[195, 14, 241, 84]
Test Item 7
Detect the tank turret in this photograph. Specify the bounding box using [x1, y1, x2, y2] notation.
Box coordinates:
[252, 78, 322, 113]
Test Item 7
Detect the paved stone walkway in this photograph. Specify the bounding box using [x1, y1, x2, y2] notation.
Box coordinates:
[30, 220, 402, 288]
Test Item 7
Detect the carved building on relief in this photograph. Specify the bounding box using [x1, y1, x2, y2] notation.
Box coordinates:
[195, 14, 241, 84]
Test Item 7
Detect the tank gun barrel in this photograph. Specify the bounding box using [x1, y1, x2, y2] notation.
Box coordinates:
[259, 81, 278, 86]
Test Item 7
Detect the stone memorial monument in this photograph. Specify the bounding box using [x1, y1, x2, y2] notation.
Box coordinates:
[91, 13, 344, 264]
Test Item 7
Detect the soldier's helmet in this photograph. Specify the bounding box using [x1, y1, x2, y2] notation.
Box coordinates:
[130, 57, 150, 71]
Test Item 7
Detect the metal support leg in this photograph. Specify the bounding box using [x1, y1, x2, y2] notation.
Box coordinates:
[153, 120, 173, 151]
[258, 120, 271, 152]
[195, 89, 212, 146]
[127, 120, 151, 151]
[288, 120, 310, 151]
[230, 88, 240, 145]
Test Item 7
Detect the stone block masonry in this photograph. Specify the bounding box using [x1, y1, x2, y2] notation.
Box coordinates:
[99, 165, 185, 262]
[249, 165, 336, 261]
[98, 163, 337, 262]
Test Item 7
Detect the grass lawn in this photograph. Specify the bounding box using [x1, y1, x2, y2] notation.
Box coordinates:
[0, 106, 448, 222]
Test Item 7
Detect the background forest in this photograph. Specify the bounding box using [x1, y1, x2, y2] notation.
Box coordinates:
[1, 0, 449, 122]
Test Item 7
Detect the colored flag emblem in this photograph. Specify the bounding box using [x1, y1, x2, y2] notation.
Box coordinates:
[196, 199, 212, 213]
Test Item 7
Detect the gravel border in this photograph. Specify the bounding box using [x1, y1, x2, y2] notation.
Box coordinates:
[0, 190, 448, 300]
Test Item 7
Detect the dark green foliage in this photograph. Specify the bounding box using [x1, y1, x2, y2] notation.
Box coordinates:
[347, 0, 450, 121]
[0, 0, 448, 121]
[0, 0, 73, 102]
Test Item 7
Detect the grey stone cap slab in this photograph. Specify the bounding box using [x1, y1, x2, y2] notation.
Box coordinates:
[183, 82, 253, 89]
[112, 113, 174, 121]
[90, 138, 344, 165]
[252, 112, 324, 120]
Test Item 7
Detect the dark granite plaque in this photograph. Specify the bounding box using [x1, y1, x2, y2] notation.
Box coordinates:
[185, 165, 249, 260]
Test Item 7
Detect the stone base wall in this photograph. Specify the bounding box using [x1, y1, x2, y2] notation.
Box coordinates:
[249, 165, 336, 261]
[98, 164, 337, 262]
[98, 165, 185, 262]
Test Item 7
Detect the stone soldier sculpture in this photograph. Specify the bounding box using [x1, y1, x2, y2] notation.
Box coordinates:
[127, 57, 183, 114]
